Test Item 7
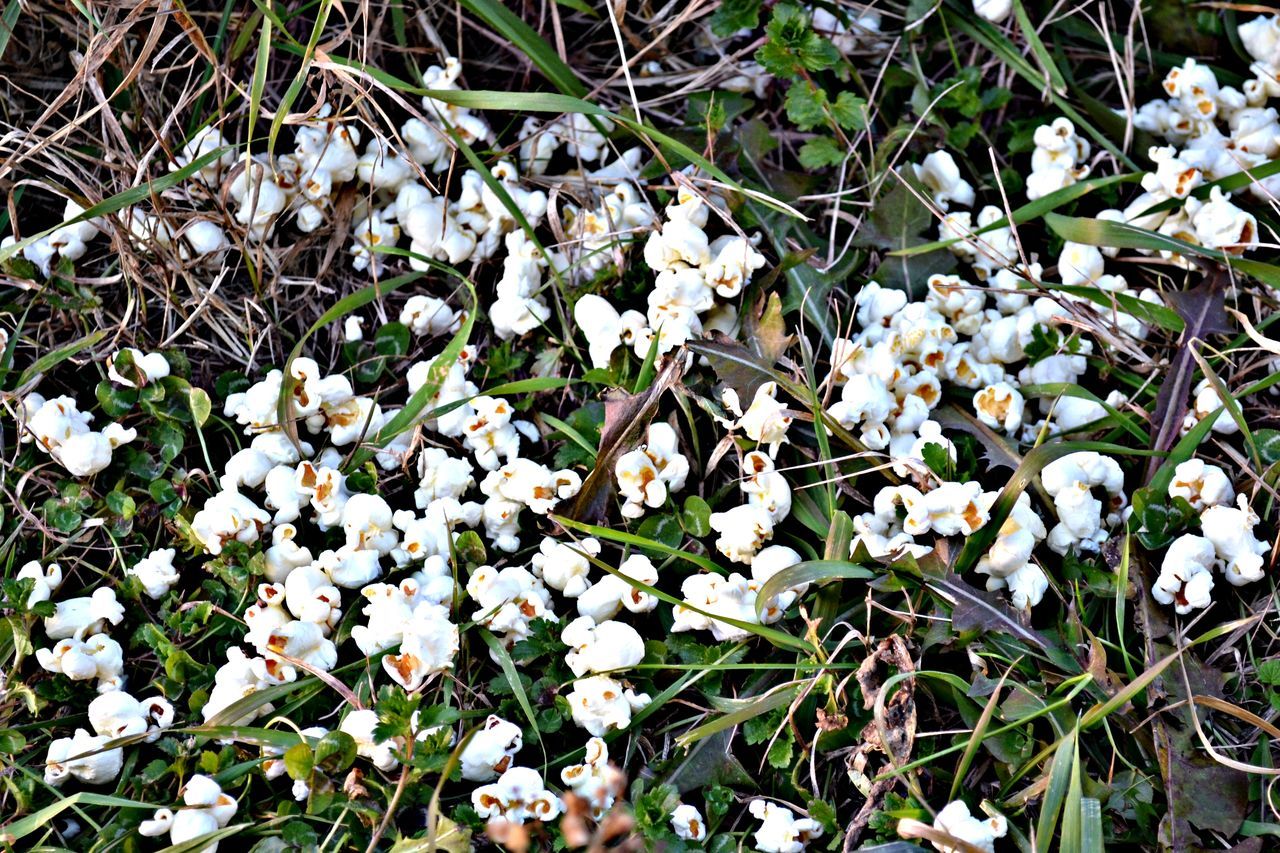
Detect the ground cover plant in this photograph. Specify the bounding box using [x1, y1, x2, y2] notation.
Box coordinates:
[3, 0, 1280, 850]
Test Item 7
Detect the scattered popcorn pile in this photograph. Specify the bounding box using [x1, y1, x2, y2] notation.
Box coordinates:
[1153, 459, 1267, 613]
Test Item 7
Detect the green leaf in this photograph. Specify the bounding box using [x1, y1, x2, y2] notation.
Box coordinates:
[1257, 660, 1280, 685]
[0, 729, 26, 753]
[830, 91, 867, 130]
[784, 83, 828, 131]
[374, 321, 411, 358]
[711, 0, 761, 36]
[105, 490, 136, 519]
[283, 742, 314, 781]
[680, 495, 712, 537]
[313, 731, 357, 772]
[188, 387, 212, 428]
[798, 136, 845, 170]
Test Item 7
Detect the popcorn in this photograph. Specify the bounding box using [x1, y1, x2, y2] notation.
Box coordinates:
[741, 451, 793, 524]
[1168, 459, 1234, 510]
[472, 766, 563, 826]
[106, 348, 170, 388]
[16, 393, 136, 477]
[1058, 241, 1105, 287]
[930, 800, 1008, 853]
[1154, 534, 1216, 614]
[202, 647, 296, 725]
[1187, 186, 1258, 253]
[44, 588, 125, 641]
[15, 560, 63, 607]
[88, 691, 174, 742]
[1202, 496, 1269, 586]
[576, 554, 660, 622]
[460, 715, 524, 781]
[350, 208, 400, 276]
[975, 493, 1049, 609]
[44, 729, 123, 786]
[566, 675, 651, 736]
[911, 151, 975, 211]
[1027, 118, 1091, 200]
[562, 616, 646, 676]
[721, 382, 793, 457]
[36, 633, 125, 693]
[401, 294, 462, 337]
[467, 565, 555, 650]
[561, 737, 624, 819]
[574, 294, 626, 369]
[671, 570, 784, 640]
[531, 536, 601, 597]
[382, 603, 459, 690]
[748, 800, 824, 853]
[1185, 377, 1240, 435]
[463, 396, 525, 471]
[974, 382, 1025, 435]
[1041, 452, 1126, 555]
[973, 0, 1012, 24]
[709, 504, 774, 564]
[192, 489, 270, 554]
[672, 803, 708, 841]
[264, 619, 338, 671]
[126, 548, 180, 599]
[615, 422, 689, 518]
[341, 709, 400, 771]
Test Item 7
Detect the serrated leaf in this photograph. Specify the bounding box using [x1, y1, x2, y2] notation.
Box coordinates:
[784, 83, 828, 131]
[798, 136, 844, 169]
[831, 91, 867, 130]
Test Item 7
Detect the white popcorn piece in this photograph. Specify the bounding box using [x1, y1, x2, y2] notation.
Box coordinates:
[382, 603, 459, 690]
[45, 729, 123, 787]
[566, 675, 651, 737]
[1202, 496, 1269, 587]
[562, 615, 646, 677]
[201, 647, 296, 726]
[722, 382, 793, 457]
[560, 737, 624, 819]
[614, 422, 689, 518]
[173, 126, 236, 186]
[912, 151, 975, 211]
[975, 493, 1049, 610]
[192, 489, 270, 555]
[974, 382, 1025, 435]
[1041, 451, 1126, 555]
[709, 504, 774, 564]
[88, 691, 174, 742]
[106, 348, 170, 388]
[741, 451, 793, 525]
[467, 565, 554, 651]
[574, 294, 626, 369]
[576, 554, 660, 622]
[263, 524, 313, 582]
[748, 800, 824, 853]
[930, 800, 1007, 853]
[126, 548, 180, 599]
[472, 766, 563, 826]
[672, 803, 708, 841]
[15, 560, 63, 607]
[1153, 534, 1217, 614]
[44, 587, 125, 641]
[460, 715, 523, 782]
[1168, 459, 1235, 511]
[531, 536, 601, 598]
[972, 0, 1012, 23]
[341, 709, 400, 771]
[36, 633, 125, 693]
